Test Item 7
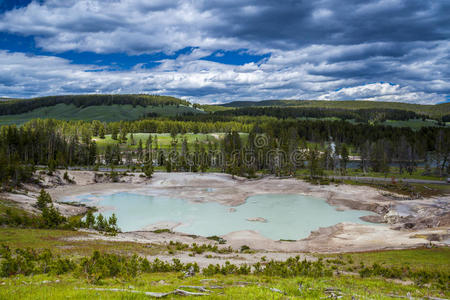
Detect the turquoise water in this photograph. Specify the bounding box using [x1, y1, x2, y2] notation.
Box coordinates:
[66, 193, 375, 240]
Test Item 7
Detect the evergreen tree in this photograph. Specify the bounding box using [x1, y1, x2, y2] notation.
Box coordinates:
[99, 125, 105, 139]
[85, 211, 95, 228]
[95, 214, 106, 231]
[307, 145, 322, 178]
[36, 189, 52, 211]
[340, 144, 349, 175]
[48, 159, 56, 175]
[41, 205, 66, 228]
[137, 139, 143, 162]
[111, 126, 118, 140]
[107, 213, 119, 233]
[142, 159, 154, 178]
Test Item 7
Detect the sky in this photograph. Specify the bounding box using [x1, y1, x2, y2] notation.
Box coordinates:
[0, 0, 449, 104]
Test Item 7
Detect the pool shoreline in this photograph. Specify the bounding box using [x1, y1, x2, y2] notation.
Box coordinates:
[38, 171, 449, 252]
[62, 192, 378, 241]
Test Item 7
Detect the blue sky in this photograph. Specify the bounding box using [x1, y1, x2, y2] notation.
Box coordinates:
[0, 0, 449, 104]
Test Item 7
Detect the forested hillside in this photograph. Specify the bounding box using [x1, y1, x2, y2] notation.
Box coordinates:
[214, 106, 429, 123]
[0, 94, 203, 125]
[218, 100, 450, 119]
[0, 94, 190, 115]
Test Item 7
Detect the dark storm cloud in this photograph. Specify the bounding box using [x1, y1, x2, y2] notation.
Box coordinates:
[199, 0, 450, 49]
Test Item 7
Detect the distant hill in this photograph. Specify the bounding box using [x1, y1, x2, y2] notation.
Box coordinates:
[219, 100, 450, 118]
[0, 94, 203, 125]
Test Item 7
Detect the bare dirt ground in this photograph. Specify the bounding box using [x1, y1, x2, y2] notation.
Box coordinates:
[2, 170, 449, 256]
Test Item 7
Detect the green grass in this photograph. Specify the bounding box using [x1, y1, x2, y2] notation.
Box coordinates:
[0, 227, 448, 299]
[94, 132, 249, 151]
[0, 228, 173, 257]
[0, 103, 203, 125]
[295, 167, 445, 182]
[1, 272, 447, 299]
[381, 119, 441, 130]
[320, 248, 450, 274]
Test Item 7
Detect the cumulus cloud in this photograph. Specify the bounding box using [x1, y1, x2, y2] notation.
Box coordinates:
[1, 0, 448, 54]
[317, 83, 443, 104]
[0, 0, 449, 103]
[0, 50, 445, 104]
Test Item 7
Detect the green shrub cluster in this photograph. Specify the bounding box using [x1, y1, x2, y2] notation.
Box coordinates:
[254, 257, 332, 278]
[79, 252, 142, 283]
[1, 246, 448, 291]
[0, 245, 75, 277]
[83, 211, 119, 234]
[166, 241, 234, 254]
[203, 261, 252, 276]
[0, 247, 199, 283]
[206, 235, 227, 244]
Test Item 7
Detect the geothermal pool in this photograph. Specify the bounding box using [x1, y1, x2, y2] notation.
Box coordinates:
[65, 193, 375, 240]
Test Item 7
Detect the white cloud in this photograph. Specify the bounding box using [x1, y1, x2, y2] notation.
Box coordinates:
[0, 50, 446, 104]
[317, 83, 443, 104]
[0, 0, 244, 54]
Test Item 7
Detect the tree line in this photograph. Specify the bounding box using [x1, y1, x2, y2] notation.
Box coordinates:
[0, 117, 448, 189]
[214, 106, 431, 123]
[0, 94, 190, 116]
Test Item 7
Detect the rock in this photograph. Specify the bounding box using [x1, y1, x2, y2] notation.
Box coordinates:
[359, 215, 384, 223]
[404, 223, 415, 229]
[184, 266, 195, 278]
[269, 288, 286, 295]
[246, 217, 268, 223]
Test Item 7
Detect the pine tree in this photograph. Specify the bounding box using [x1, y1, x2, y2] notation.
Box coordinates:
[111, 126, 118, 140]
[340, 144, 349, 175]
[307, 145, 322, 178]
[137, 139, 143, 162]
[142, 159, 154, 178]
[107, 213, 119, 233]
[41, 204, 66, 228]
[85, 211, 95, 228]
[36, 189, 52, 211]
[99, 125, 105, 139]
[95, 214, 106, 231]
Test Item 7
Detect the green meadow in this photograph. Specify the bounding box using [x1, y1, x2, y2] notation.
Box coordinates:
[93, 132, 249, 150]
[0, 103, 203, 125]
[0, 227, 448, 300]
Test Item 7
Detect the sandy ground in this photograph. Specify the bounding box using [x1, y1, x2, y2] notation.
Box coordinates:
[2, 170, 449, 254]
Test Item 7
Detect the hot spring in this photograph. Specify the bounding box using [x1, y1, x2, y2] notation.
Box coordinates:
[64, 193, 375, 240]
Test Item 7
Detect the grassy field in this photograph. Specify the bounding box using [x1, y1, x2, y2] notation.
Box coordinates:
[93, 132, 249, 150]
[381, 119, 442, 129]
[0, 103, 203, 125]
[318, 248, 450, 274]
[0, 227, 448, 299]
[2, 271, 446, 299]
[295, 167, 446, 182]
[219, 100, 450, 118]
